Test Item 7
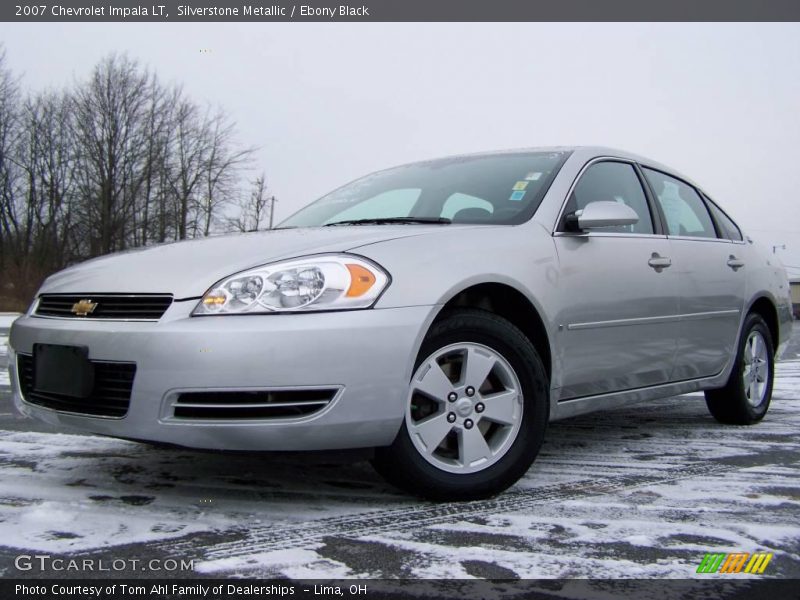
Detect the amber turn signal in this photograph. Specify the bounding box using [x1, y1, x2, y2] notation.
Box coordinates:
[345, 264, 377, 297]
[202, 292, 226, 306]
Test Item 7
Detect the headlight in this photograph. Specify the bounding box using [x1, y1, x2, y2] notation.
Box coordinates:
[193, 254, 389, 315]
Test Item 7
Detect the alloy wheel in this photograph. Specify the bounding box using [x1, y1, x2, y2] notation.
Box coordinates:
[742, 330, 770, 407]
[406, 342, 524, 474]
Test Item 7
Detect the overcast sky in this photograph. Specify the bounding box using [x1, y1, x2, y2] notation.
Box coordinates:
[1, 22, 798, 273]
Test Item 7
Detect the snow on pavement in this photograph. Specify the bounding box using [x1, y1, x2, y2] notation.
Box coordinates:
[0, 314, 18, 329]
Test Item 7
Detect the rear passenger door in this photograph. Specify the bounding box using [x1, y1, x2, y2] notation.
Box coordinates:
[641, 167, 746, 380]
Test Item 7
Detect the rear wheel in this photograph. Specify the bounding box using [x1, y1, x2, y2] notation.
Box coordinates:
[372, 309, 548, 500]
[705, 313, 774, 425]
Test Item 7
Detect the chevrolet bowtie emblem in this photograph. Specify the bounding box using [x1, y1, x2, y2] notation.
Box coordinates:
[71, 299, 98, 316]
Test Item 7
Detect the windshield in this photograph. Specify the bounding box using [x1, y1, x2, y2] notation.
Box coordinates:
[279, 151, 569, 228]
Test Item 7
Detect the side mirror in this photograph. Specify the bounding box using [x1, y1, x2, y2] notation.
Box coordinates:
[565, 201, 639, 232]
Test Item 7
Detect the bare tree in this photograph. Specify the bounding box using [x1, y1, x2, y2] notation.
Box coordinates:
[19, 91, 77, 271]
[230, 172, 272, 232]
[71, 53, 151, 255]
[169, 98, 209, 240]
[199, 108, 255, 236]
[0, 48, 264, 310]
[0, 46, 21, 271]
[134, 73, 173, 247]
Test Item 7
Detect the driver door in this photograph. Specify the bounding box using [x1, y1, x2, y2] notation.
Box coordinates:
[552, 160, 679, 400]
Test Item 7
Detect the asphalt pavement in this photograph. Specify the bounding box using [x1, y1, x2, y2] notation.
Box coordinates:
[1, 315, 798, 586]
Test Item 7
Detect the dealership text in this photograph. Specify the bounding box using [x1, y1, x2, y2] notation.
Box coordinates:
[16, 584, 367, 596]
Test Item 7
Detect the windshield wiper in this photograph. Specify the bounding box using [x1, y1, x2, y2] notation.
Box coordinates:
[324, 217, 452, 226]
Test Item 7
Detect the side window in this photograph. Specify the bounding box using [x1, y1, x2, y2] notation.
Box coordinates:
[441, 193, 494, 221]
[705, 197, 743, 241]
[322, 188, 420, 224]
[643, 169, 717, 239]
[565, 161, 654, 234]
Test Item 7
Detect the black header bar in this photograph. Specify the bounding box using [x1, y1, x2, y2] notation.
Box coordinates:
[3, 0, 800, 22]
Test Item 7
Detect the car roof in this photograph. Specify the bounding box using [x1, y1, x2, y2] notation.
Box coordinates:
[568, 146, 701, 188]
[405, 146, 702, 191]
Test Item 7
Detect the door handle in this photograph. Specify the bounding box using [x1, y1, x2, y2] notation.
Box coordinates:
[648, 253, 672, 272]
[727, 255, 745, 271]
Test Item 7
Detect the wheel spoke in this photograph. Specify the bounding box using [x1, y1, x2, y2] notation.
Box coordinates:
[459, 426, 492, 467]
[412, 413, 452, 454]
[464, 346, 496, 390]
[751, 335, 761, 361]
[413, 360, 453, 402]
[749, 380, 759, 402]
[744, 339, 754, 364]
[479, 389, 518, 425]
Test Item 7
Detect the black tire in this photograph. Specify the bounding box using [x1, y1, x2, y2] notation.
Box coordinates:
[372, 309, 549, 501]
[705, 313, 774, 425]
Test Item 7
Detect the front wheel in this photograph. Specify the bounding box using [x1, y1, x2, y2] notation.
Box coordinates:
[705, 313, 774, 425]
[372, 309, 549, 500]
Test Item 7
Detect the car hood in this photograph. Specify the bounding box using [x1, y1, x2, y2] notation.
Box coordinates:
[39, 226, 457, 298]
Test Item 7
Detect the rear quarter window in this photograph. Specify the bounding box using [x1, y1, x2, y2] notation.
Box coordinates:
[643, 168, 717, 239]
[705, 196, 744, 241]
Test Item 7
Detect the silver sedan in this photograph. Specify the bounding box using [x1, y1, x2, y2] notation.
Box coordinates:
[8, 147, 794, 499]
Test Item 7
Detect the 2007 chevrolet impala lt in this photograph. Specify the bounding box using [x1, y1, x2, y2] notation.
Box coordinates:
[7, 147, 794, 499]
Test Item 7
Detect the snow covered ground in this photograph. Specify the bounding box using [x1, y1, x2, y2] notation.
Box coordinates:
[0, 313, 14, 386]
[0, 313, 18, 328]
[0, 319, 798, 584]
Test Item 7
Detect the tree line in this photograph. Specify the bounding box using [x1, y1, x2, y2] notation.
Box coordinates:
[0, 48, 272, 310]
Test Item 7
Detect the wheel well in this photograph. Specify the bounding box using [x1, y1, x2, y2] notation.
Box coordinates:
[437, 283, 552, 378]
[749, 297, 779, 351]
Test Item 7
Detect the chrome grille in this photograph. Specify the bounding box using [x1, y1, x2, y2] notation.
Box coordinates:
[171, 389, 337, 420]
[17, 354, 136, 418]
[36, 294, 173, 320]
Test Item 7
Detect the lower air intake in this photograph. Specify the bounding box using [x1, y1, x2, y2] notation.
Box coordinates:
[17, 354, 135, 418]
[171, 389, 337, 420]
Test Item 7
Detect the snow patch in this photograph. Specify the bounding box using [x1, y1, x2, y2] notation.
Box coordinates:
[0, 314, 19, 328]
[196, 547, 355, 578]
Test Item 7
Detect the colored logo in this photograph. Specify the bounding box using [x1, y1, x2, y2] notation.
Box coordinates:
[696, 552, 772, 574]
[71, 299, 98, 317]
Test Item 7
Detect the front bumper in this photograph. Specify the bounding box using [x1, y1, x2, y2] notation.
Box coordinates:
[8, 302, 435, 451]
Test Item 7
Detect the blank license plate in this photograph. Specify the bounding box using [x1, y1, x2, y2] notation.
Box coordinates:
[33, 344, 95, 398]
